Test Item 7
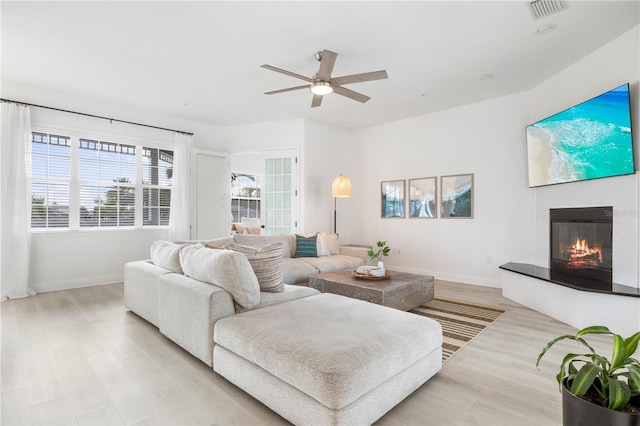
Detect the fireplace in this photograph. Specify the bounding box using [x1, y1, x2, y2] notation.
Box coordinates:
[550, 206, 613, 291]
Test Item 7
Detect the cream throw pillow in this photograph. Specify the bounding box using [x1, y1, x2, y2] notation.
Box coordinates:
[227, 242, 284, 293]
[179, 243, 260, 309]
[150, 240, 187, 273]
[317, 233, 340, 256]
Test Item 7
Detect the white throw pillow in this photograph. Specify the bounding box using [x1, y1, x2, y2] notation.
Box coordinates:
[317, 233, 340, 256]
[150, 240, 187, 273]
[227, 242, 284, 293]
[179, 243, 260, 309]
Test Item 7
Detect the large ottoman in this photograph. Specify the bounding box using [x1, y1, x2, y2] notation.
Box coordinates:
[213, 293, 443, 425]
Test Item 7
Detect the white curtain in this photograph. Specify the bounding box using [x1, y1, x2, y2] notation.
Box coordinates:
[169, 132, 193, 241]
[0, 103, 35, 300]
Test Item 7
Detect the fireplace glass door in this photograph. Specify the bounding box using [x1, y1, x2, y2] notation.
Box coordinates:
[550, 207, 612, 290]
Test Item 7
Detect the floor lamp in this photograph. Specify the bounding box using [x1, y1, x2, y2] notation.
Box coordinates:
[332, 174, 352, 234]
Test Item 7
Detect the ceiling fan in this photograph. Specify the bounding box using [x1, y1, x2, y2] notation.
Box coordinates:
[261, 50, 388, 108]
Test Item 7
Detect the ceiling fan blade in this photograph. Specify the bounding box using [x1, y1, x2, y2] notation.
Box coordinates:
[261, 64, 313, 83]
[333, 85, 371, 103]
[311, 94, 323, 108]
[332, 70, 388, 86]
[264, 85, 309, 95]
[316, 50, 337, 80]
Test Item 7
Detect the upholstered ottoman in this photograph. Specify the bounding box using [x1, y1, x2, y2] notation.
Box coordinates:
[213, 293, 443, 425]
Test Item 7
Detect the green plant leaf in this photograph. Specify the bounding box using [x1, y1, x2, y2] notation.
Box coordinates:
[570, 363, 601, 397]
[576, 325, 613, 338]
[624, 331, 640, 359]
[554, 355, 587, 391]
[627, 364, 640, 391]
[610, 334, 627, 371]
[536, 334, 576, 368]
[608, 379, 631, 410]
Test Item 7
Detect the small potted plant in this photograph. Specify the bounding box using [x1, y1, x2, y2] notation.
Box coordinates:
[367, 241, 390, 267]
[536, 325, 640, 426]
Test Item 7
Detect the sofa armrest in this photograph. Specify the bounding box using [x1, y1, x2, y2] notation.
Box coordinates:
[158, 273, 235, 367]
[124, 260, 172, 327]
[338, 245, 370, 262]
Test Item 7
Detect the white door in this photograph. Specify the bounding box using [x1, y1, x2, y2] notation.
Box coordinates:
[262, 149, 298, 235]
[194, 152, 230, 239]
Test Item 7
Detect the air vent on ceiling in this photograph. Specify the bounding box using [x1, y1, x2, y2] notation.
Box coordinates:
[529, 0, 566, 19]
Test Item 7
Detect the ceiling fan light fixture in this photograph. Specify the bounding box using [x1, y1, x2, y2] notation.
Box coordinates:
[310, 81, 333, 96]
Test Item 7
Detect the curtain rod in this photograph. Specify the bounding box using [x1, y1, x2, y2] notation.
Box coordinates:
[0, 98, 194, 136]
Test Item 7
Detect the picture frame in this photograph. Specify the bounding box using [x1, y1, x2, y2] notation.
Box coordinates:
[408, 177, 437, 219]
[441, 173, 474, 219]
[381, 180, 405, 218]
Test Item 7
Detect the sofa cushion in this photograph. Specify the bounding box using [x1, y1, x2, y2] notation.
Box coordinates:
[280, 257, 321, 284]
[317, 233, 340, 256]
[150, 240, 188, 273]
[179, 243, 260, 309]
[299, 254, 364, 273]
[235, 284, 320, 313]
[294, 234, 318, 258]
[214, 293, 443, 410]
[234, 234, 293, 258]
[227, 242, 284, 293]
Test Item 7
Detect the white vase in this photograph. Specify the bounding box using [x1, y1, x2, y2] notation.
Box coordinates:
[377, 261, 384, 269]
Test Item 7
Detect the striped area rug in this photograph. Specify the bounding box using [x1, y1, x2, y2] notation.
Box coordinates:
[410, 298, 507, 363]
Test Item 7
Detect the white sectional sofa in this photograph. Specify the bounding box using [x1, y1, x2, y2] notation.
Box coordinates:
[124, 233, 369, 366]
[124, 234, 443, 425]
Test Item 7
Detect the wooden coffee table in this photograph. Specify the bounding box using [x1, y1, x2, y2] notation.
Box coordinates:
[308, 269, 434, 311]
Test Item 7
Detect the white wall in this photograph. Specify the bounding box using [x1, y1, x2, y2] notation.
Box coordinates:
[22, 105, 179, 292]
[349, 25, 639, 289]
[528, 26, 640, 288]
[303, 121, 356, 240]
[7, 25, 639, 292]
[2, 82, 230, 292]
[351, 93, 534, 287]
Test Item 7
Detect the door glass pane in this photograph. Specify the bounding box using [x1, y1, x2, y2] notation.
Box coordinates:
[263, 151, 296, 235]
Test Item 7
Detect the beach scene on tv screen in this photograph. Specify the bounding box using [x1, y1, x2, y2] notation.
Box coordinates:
[526, 84, 634, 187]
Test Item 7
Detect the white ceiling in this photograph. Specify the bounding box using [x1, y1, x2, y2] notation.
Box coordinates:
[2, 1, 639, 130]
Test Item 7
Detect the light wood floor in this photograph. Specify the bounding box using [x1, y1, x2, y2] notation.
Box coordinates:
[1, 280, 609, 425]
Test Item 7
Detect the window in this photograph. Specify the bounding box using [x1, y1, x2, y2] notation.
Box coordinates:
[31, 131, 173, 230]
[79, 139, 137, 227]
[143, 148, 173, 226]
[231, 173, 261, 223]
[31, 133, 71, 228]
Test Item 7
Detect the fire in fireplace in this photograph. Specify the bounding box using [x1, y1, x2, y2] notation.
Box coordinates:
[563, 237, 603, 268]
[550, 206, 613, 290]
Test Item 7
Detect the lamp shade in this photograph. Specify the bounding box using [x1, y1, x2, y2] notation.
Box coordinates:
[332, 174, 352, 197]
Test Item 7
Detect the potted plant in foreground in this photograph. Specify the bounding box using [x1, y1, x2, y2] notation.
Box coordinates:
[536, 325, 640, 426]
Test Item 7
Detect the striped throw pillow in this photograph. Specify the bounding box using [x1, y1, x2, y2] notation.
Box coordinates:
[227, 242, 284, 293]
[294, 234, 318, 258]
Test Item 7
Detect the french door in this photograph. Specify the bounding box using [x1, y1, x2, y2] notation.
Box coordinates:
[262, 149, 297, 235]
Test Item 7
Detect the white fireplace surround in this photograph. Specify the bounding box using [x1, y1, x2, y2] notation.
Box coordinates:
[502, 271, 640, 337]
[532, 176, 639, 288]
[502, 174, 640, 336]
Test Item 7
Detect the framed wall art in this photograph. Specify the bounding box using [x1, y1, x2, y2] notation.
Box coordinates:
[441, 173, 474, 219]
[381, 180, 405, 218]
[408, 177, 437, 218]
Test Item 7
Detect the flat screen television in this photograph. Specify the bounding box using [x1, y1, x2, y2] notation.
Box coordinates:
[526, 83, 635, 188]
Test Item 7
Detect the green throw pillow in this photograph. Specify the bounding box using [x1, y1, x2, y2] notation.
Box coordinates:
[294, 234, 318, 258]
